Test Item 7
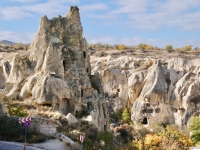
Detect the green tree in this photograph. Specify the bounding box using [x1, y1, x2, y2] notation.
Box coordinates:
[122, 108, 131, 123]
[159, 124, 192, 149]
[183, 45, 192, 51]
[98, 131, 114, 149]
[189, 115, 200, 145]
[166, 45, 173, 51]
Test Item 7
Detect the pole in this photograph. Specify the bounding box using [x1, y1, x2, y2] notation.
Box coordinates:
[24, 127, 27, 150]
[80, 142, 82, 150]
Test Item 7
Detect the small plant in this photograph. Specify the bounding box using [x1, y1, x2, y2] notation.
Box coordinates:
[166, 45, 173, 52]
[7, 105, 28, 117]
[146, 45, 153, 50]
[122, 108, 131, 124]
[138, 43, 147, 50]
[118, 44, 127, 50]
[183, 45, 192, 51]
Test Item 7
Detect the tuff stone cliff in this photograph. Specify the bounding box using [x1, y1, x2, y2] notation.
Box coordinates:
[0, 6, 108, 130]
[90, 51, 200, 129]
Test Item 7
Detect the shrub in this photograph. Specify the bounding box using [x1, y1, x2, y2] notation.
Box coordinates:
[138, 43, 147, 50]
[0, 116, 45, 143]
[166, 45, 173, 52]
[146, 45, 153, 50]
[183, 45, 192, 51]
[7, 105, 28, 117]
[98, 131, 114, 149]
[118, 44, 127, 50]
[189, 115, 200, 145]
[122, 108, 131, 124]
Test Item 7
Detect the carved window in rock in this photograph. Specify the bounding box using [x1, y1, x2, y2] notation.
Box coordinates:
[172, 108, 177, 112]
[155, 108, 161, 113]
[83, 51, 86, 59]
[81, 89, 83, 97]
[63, 60, 66, 69]
[104, 122, 107, 131]
[142, 117, 148, 125]
[146, 104, 150, 107]
[118, 89, 120, 92]
[142, 109, 153, 113]
[87, 68, 89, 73]
[87, 102, 93, 111]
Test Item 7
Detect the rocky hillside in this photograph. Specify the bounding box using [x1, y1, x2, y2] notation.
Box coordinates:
[0, 6, 108, 131]
[90, 49, 200, 130]
[0, 5, 199, 132]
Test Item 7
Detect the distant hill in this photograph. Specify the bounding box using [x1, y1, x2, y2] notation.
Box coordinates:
[0, 40, 16, 45]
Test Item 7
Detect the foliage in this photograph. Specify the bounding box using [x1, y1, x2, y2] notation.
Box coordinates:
[83, 139, 95, 150]
[190, 130, 200, 145]
[145, 45, 153, 50]
[159, 124, 193, 149]
[75, 110, 89, 119]
[122, 108, 131, 123]
[138, 43, 147, 50]
[0, 116, 46, 143]
[166, 45, 173, 51]
[189, 115, 200, 145]
[7, 105, 28, 117]
[98, 131, 114, 149]
[118, 44, 127, 50]
[189, 115, 200, 131]
[183, 45, 192, 51]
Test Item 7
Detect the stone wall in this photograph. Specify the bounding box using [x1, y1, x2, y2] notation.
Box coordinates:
[12, 117, 56, 135]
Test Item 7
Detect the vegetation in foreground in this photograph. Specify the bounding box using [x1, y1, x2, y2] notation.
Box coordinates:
[1, 102, 200, 149]
[0, 116, 46, 143]
[57, 107, 199, 150]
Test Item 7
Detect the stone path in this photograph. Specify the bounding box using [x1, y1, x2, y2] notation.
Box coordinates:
[0, 141, 41, 150]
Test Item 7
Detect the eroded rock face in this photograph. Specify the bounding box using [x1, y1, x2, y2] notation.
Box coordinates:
[90, 53, 200, 128]
[0, 6, 108, 130]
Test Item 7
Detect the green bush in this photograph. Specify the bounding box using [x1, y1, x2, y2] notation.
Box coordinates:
[118, 44, 127, 50]
[166, 45, 173, 52]
[0, 116, 45, 143]
[7, 105, 28, 117]
[122, 108, 131, 123]
[138, 43, 147, 50]
[189, 115, 200, 145]
[183, 45, 192, 51]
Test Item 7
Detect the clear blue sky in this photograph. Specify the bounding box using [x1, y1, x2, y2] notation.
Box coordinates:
[0, 0, 200, 48]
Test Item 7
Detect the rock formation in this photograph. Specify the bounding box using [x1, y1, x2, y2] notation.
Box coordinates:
[90, 51, 200, 129]
[0, 6, 108, 130]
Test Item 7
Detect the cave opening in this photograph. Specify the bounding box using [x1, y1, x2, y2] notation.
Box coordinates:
[155, 108, 161, 113]
[81, 89, 83, 97]
[142, 117, 148, 125]
[87, 102, 93, 110]
[59, 98, 70, 115]
[83, 51, 86, 59]
[63, 60, 66, 69]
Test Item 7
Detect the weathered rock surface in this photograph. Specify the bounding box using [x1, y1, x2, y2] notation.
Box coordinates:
[90, 52, 200, 128]
[0, 6, 108, 130]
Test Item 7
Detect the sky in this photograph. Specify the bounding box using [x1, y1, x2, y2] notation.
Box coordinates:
[0, 0, 200, 48]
